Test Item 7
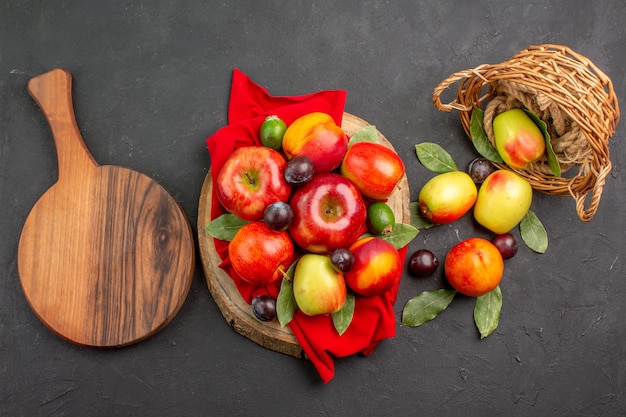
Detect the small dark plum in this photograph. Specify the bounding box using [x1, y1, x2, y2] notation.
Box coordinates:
[409, 249, 439, 277]
[468, 157, 497, 184]
[330, 248, 355, 273]
[492, 233, 518, 259]
[263, 201, 294, 231]
[284, 156, 314, 185]
[252, 295, 277, 322]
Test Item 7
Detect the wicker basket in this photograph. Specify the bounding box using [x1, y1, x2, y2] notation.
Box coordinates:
[432, 44, 620, 221]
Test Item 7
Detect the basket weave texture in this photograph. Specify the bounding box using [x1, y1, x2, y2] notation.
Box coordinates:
[432, 44, 620, 221]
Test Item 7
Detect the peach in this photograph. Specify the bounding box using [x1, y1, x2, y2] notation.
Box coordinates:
[444, 238, 503, 297]
[282, 112, 348, 174]
[344, 237, 403, 297]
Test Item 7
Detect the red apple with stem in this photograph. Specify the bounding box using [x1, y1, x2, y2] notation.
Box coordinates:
[215, 146, 292, 221]
[288, 173, 366, 254]
[228, 221, 294, 286]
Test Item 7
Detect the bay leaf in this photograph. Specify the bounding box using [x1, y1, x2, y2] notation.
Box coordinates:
[402, 289, 456, 327]
[474, 286, 502, 339]
[277, 276, 298, 327]
[205, 214, 248, 241]
[524, 109, 561, 177]
[360, 222, 418, 249]
[348, 125, 379, 146]
[520, 209, 548, 253]
[410, 202, 435, 230]
[415, 142, 458, 173]
[332, 293, 355, 336]
[470, 108, 503, 163]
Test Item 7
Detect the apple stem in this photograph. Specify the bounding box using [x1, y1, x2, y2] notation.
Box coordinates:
[277, 266, 291, 281]
[244, 171, 256, 186]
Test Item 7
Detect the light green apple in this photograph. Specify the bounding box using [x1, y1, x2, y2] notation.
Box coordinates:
[293, 254, 346, 316]
[474, 169, 532, 234]
[493, 108, 546, 170]
[418, 171, 477, 224]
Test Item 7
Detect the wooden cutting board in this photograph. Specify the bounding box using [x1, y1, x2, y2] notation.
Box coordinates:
[197, 113, 411, 358]
[17, 68, 195, 347]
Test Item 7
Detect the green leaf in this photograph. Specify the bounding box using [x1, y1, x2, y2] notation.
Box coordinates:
[332, 293, 355, 335]
[415, 142, 459, 173]
[524, 109, 561, 177]
[276, 274, 298, 327]
[348, 125, 379, 146]
[474, 286, 502, 339]
[205, 214, 248, 241]
[379, 223, 419, 249]
[520, 209, 548, 253]
[402, 289, 456, 327]
[410, 202, 435, 230]
[470, 108, 503, 163]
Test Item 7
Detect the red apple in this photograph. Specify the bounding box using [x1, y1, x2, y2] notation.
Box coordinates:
[288, 173, 366, 254]
[216, 146, 292, 221]
[293, 254, 347, 316]
[228, 221, 294, 286]
[444, 237, 504, 297]
[344, 237, 403, 297]
[340, 141, 405, 200]
[282, 112, 348, 173]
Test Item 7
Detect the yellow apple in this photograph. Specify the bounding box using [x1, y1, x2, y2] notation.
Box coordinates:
[473, 170, 532, 234]
[493, 108, 546, 170]
[293, 254, 346, 316]
[418, 171, 477, 224]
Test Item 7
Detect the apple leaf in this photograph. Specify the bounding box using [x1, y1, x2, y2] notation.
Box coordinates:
[276, 263, 298, 327]
[520, 209, 548, 253]
[415, 142, 458, 173]
[348, 125, 379, 146]
[332, 293, 355, 336]
[524, 109, 561, 177]
[361, 223, 419, 249]
[469, 108, 503, 163]
[410, 202, 435, 230]
[385, 223, 419, 249]
[474, 286, 502, 339]
[205, 214, 248, 241]
[402, 289, 456, 327]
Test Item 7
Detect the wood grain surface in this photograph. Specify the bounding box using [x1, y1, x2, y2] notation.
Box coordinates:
[198, 113, 411, 357]
[17, 69, 195, 347]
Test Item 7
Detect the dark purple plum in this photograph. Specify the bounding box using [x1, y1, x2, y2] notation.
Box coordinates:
[284, 156, 314, 185]
[263, 201, 294, 231]
[252, 295, 277, 322]
[409, 249, 439, 277]
[330, 248, 355, 273]
[468, 157, 497, 184]
[492, 233, 518, 259]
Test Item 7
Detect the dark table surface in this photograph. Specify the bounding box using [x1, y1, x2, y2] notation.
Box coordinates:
[2, 1, 625, 416]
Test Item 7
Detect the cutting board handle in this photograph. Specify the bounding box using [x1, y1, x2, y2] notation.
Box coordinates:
[28, 68, 97, 181]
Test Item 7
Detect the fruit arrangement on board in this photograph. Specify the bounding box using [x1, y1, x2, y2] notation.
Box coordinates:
[206, 111, 416, 335]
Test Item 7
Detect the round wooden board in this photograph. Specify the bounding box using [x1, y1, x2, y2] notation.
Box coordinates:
[197, 112, 411, 358]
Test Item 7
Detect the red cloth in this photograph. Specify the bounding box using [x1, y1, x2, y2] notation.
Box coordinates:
[206, 69, 407, 383]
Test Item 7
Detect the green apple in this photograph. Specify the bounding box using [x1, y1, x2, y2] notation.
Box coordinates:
[418, 171, 477, 224]
[493, 108, 546, 170]
[474, 169, 532, 234]
[293, 254, 346, 316]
